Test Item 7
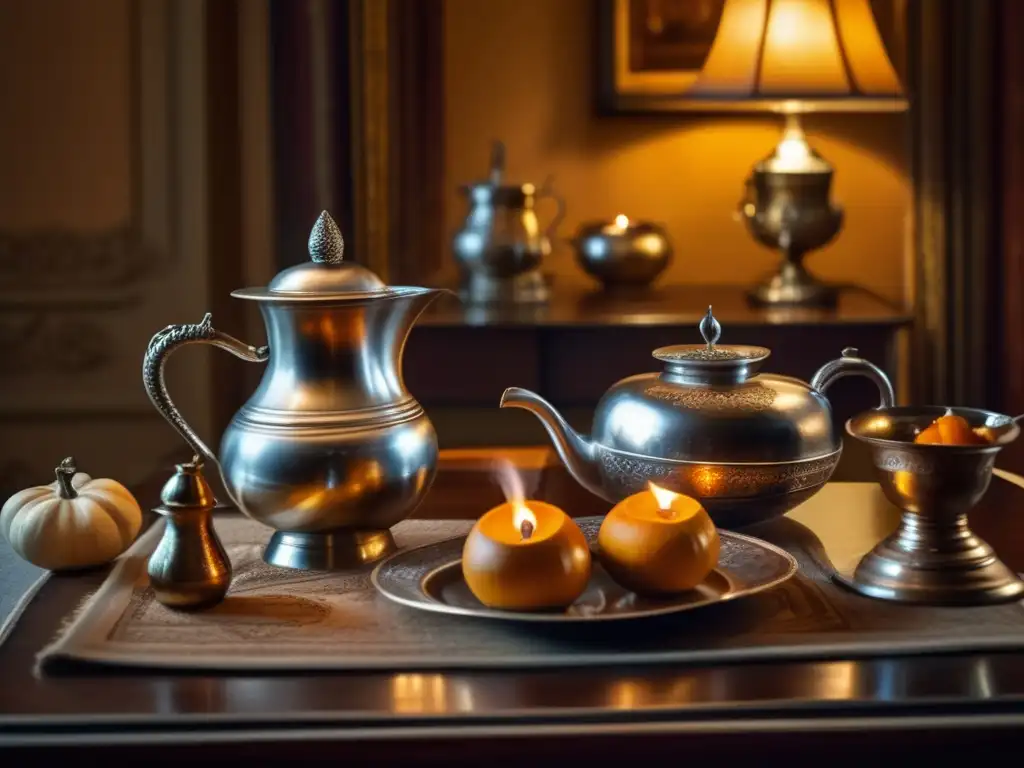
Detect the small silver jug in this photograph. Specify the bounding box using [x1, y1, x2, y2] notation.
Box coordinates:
[143, 212, 447, 571]
[453, 140, 565, 304]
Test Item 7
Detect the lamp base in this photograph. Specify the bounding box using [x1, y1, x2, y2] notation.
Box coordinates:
[739, 113, 843, 310]
[747, 262, 838, 307]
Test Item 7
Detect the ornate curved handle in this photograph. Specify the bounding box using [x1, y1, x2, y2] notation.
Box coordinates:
[537, 175, 566, 238]
[809, 347, 895, 409]
[142, 313, 269, 465]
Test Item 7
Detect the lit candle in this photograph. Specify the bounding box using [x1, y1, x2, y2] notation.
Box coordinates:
[462, 499, 592, 610]
[611, 213, 630, 232]
[597, 482, 720, 596]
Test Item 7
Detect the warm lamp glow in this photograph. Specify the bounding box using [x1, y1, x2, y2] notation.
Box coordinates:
[767, 115, 819, 172]
[689, 0, 904, 110]
[614, 214, 630, 230]
[776, 132, 813, 167]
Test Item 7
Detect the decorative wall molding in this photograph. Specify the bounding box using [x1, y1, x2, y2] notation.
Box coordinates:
[0, 0, 175, 311]
[0, 227, 160, 301]
[0, 314, 114, 376]
[0, 0, 213, 428]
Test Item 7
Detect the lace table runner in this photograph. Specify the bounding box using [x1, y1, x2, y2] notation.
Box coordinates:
[36, 506, 1024, 674]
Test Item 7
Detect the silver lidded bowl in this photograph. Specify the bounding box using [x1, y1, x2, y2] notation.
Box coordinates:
[143, 211, 448, 571]
[571, 216, 672, 289]
[844, 406, 1023, 605]
[500, 306, 895, 528]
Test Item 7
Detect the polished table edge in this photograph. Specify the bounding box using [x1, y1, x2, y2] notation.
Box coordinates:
[5, 710, 1024, 750]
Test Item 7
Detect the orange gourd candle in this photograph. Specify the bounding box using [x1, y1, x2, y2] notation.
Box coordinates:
[598, 482, 720, 596]
[462, 500, 591, 610]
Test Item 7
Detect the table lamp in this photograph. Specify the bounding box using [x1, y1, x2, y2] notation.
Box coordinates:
[688, 0, 907, 307]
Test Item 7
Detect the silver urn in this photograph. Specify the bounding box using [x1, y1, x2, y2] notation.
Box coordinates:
[143, 211, 447, 570]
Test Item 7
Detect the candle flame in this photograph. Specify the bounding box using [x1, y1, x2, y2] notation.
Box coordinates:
[648, 481, 678, 519]
[614, 214, 629, 229]
[492, 457, 536, 506]
[513, 502, 537, 540]
[492, 458, 539, 540]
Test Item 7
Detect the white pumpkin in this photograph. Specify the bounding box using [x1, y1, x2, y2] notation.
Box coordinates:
[1, 457, 143, 571]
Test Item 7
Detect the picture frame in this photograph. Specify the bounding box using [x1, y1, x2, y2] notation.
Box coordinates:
[595, 0, 907, 115]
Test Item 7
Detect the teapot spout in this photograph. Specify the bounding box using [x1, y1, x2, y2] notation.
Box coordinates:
[499, 387, 605, 499]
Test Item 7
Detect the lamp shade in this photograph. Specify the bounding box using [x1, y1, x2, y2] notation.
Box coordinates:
[689, 0, 906, 111]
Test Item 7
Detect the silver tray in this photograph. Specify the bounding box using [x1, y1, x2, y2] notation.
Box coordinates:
[372, 516, 797, 623]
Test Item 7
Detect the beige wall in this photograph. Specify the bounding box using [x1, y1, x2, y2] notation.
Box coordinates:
[444, 0, 911, 303]
[0, 0, 132, 230]
[0, 0, 216, 494]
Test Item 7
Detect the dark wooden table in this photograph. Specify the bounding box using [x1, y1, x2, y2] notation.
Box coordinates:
[3, 448, 1024, 762]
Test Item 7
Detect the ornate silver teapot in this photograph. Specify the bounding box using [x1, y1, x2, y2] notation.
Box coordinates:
[143, 212, 447, 570]
[500, 307, 895, 528]
[452, 140, 564, 305]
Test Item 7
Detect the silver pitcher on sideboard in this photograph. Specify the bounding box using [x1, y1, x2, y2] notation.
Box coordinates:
[500, 307, 895, 529]
[143, 211, 447, 570]
[452, 140, 565, 305]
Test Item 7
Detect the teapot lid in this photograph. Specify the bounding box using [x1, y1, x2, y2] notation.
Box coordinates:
[233, 211, 388, 300]
[652, 307, 770, 382]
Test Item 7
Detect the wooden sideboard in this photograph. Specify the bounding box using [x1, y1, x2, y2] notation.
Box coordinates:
[405, 284, 911, 480]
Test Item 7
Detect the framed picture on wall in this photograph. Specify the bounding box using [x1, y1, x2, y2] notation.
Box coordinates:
[595, 0, 907, 114]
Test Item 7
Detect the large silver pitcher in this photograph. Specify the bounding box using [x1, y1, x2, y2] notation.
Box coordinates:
[143, 211, 447, 570]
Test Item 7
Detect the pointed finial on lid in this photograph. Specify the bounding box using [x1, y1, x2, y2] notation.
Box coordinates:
[308, 210, 344, 264]
[699, 305, 721, 349]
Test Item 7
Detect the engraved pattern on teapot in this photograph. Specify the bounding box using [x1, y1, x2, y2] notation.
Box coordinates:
[597, 450, 839, 498]
[644, 384, 778, 413]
